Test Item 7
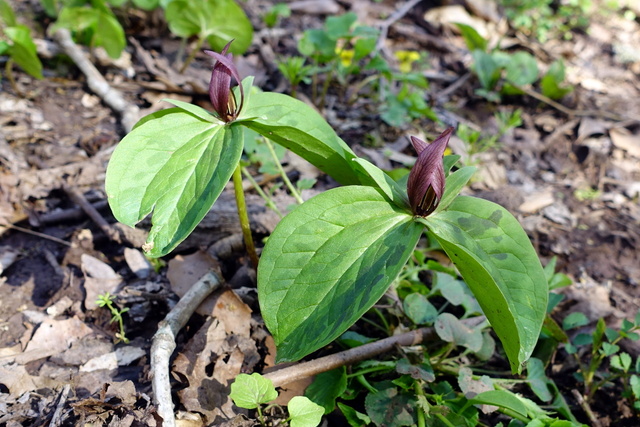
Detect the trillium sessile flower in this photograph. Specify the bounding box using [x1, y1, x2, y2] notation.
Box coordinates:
[407, 127, 454, 217]
[204, 40, 244, 122]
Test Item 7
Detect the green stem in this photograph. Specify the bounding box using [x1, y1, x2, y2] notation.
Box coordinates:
[233, 164, 260, 268]
[414, 381, 426, 427]
[242, 167, 283, 218]
[435, 413, 456, 427]
[264, 139, 304, 205]
[179, 36, 204, 74]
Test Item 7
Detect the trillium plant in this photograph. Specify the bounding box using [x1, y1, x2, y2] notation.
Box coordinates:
[106, 41, 548, 373]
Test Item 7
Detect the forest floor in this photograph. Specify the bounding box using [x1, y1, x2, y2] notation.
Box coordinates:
[1, 0, 640, 426]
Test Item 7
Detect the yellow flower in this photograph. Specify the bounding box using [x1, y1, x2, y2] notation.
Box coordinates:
[337, 48, 355, 67]
[395, 50, 421, 73]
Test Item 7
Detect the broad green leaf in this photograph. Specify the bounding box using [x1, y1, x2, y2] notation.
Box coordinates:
[472, 49, 501, 90]
[105, 109, 243, 257]
[325, 12, 357, 40]
[562, 312, 588, 330]
[454, 22, 487, 51]
[352, 158, 409, 210]
[505, 51, 539, 86]
[132, 0, 159, 10]
[230, 373, 278, 409]
[305, 367, 347, 414]
[4, 26, 43, 79]
[420, 196, 547, 373]
[288, 396, 324, 427]
[258, 186, 423, 362]
[240, 92, 370, 186]
[469, 390, 528, 419]
[164, 0, 253, 54]
[163, 98, 219, 123]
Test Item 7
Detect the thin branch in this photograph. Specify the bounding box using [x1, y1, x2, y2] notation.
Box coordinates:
[63, 184, 122, 243]
[375, 0, 424, 53]
[571, 389, 602, 427]
[50, 28, 140, 133]
[263, 328, 436, 387]
[151, 270, 223, 427]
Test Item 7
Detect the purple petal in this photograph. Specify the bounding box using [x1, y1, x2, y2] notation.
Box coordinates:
[204, 41, 244, 120]
[407, 127, 453, 216]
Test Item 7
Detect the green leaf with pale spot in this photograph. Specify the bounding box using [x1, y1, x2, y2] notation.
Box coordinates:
[420, 196, 547, 373]
[258, 186, 423, 362]
[105, 108, 243, 257]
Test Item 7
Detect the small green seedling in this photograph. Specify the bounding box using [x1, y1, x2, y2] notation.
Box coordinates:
[0, 0, 43, 87]
[230, 373, 324, 427]
[263, 3, 290, 29]
[96, 292, 130, 343]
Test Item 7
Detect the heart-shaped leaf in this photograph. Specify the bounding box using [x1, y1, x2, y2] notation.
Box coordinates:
[258, 186, 423, 362]
[420, 196, 547, 373]
[106, 107, 243, 257]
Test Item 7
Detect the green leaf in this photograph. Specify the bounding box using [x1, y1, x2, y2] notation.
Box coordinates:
[240, 92, 369, 186]
[436, 165, 476, 214]
[420, 196, 547, 373]
[352, 158, 409, 209]
[105, 109, 243, 257]
[132, 0, 160, 10]
[365, 387, 417, 427]
[4, 26, 43, 79]
[338, 403, 371, 427]
[93, 10, 126, 58]
[630, 375, 640, 399]
[403, 293, 438, 325]
[0, 0, 16, 26]
[469, 390, 528, 418]
[164, 0, 253, 54]
[541, 60, 572, 100]
[230, 373, 278, 409]
[305, 368, 347, 414]
[472, 50, 501, 90]
[454, 22, 487, 51]
[526, 357, 552, 402]
[258, 186, 423, 362]
[505, 52, 539, 86]
[562, 312, 588, 330]
[325, 13, 357, 39]
[611, 352, 632, 372]
[288, 396, 324, 427]
[434, 312, 483, 352]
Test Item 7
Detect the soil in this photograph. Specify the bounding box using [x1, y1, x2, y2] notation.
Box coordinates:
[1, 0, 640, 426]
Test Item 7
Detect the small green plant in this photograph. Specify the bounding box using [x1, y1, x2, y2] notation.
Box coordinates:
[456, 23, 573, 103]
[263, 3, 290, 29]
[457, 108, 522, 158]
[230, 373, 324, 427]
[0, 0, 43, 89]
[96, 292, 130, 343]
[500, 0, 592, 43]
[276, 56, 314, 98]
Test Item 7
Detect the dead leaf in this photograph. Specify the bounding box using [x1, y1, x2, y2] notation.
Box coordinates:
[519, 189, 555, 213]
[610, 127, 640, 158]
[82, 254, 122, 310]
[20, 316, 92, 364]
[167, 251, 220, 315]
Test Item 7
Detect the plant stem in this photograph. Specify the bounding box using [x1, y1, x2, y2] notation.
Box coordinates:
[242, 167, 283, 218]
[414, 381, 426, 427]
[232, 164, 260, 268]
[5, 59, 23, 97]
[180, 37, 205, 74]
[264, 139, 304, 205]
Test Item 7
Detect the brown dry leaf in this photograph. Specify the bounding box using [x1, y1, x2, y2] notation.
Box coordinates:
[167, 250, 220, 316]
[19, 316, 92, 364]
[81, 253, 123, 310]
[173, 289, 256, 424]
[610, 127, 640, 158]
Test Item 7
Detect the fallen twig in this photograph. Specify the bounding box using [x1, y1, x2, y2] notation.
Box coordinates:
[50, 28, 139, 133]
[63, 184, 122, 243]
[571, 389, 601, 427]
[262, 316, 485, 387]
[0, 223, 71, 247]
[150, 270, 223, 427]
[375, 0, 424, 54]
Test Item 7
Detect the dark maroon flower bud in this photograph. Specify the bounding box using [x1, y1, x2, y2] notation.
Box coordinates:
[204, 40, 244, 122]
[407, 127, 454, 217]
